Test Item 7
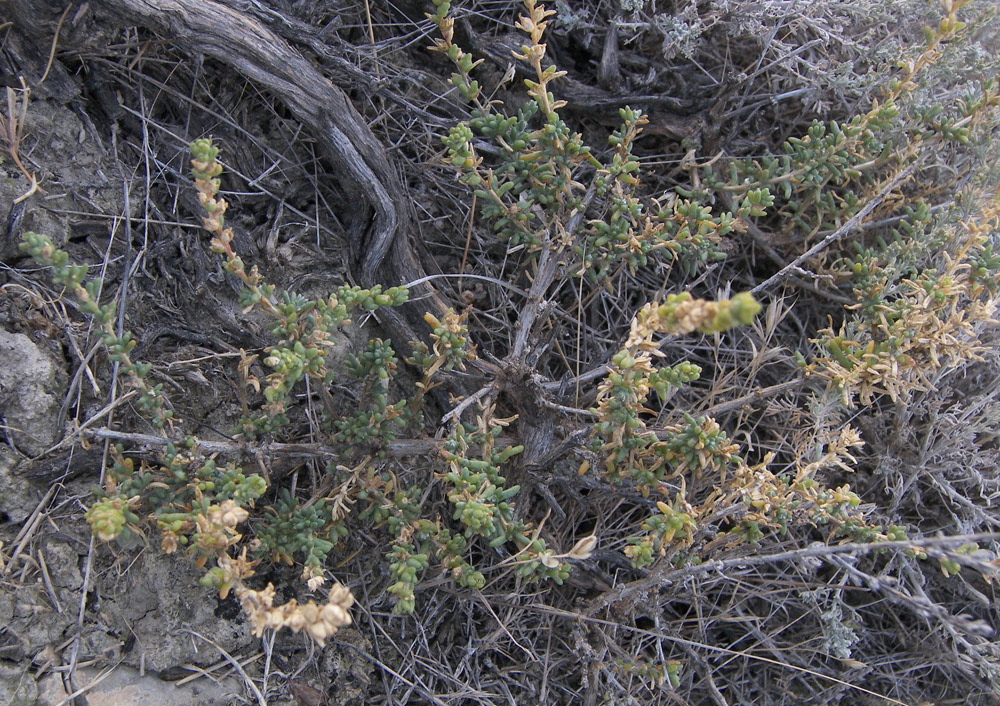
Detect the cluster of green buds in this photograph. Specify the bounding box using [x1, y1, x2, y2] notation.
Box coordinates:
[359, 479, 422, 535]
[591, 355, 702, 490]
[442, 423, 570, 583]
[250, 287, 407, 437]
[915, 103, 971, 144]
[332, 338, 409, 455]
[344, 336, 399, 383]
[600, 107, 646, 188]
[649, 360, 702, 399]
[442, 424, 524, 541]
[843, 200, 935, 318]
[734, 520, 765, 544]
[19, 231, 99, 306]
[440, 93, 592, 251]
[339, 284, 409, 312]
[211, 461, 268, 505]
[427, 525, 486, 590]
[360, 478, 492, 614]
[665, 661, 683, 689]
[734, 187, 776, 219]
[255, 489, 339, 579]
[88, 440, 266, 566]
[387, 541, 430, 615]
[408, 309, 475, 375]
[261, 343, 312, 415]
[938, 542, 980, 577]
[968, 241, 1000, 296]
[254, 285, 406, 434]
[625, 498, 697, 569]
[85, 497, 140, 542]
[139, 443, 196, 509]
[653, 198, 733, 278]
[102, 445, 151, 502]
[199, 565, 236, 599]
[407, 309, 477, 413]
[808, 482, 862, 519]
[835, 517, 893, 545]
[580, 105, 767, 282]
[655, 414, 740, 478]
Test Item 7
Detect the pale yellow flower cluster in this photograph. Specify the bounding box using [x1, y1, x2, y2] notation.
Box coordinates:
[236, 582, 355, 646]
[191, 500, 250, 567]
[624, 292, 761, 351]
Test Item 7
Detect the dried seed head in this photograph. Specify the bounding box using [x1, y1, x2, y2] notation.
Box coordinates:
[568, 535, 598, 561]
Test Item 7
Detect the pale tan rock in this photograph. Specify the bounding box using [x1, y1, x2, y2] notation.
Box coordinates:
[35, 664, 238, 706]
